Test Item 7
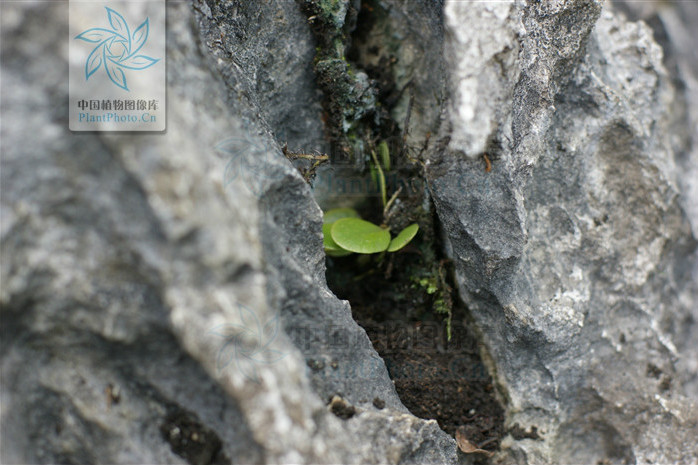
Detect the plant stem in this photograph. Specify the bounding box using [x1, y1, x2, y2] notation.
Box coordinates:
[384, 186, 403, 220]
[370, 149, 387, 210]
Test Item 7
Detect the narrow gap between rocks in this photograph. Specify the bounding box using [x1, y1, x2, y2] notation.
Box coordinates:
[295, 0, 506, 458]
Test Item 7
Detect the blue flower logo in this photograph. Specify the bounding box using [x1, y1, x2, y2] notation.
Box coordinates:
[209, 304, 286, 384]
[216, 135, 285, 198]
[75, 7, 160, 91]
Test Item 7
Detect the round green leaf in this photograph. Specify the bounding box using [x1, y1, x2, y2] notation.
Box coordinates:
[387, 223, 419, 252]
[323, 223, 353, 256]
[323, 207, 360, 224]
[331, 218, 391, 254]
[326, 248, 353, 257]
[322, 223, 340, 249]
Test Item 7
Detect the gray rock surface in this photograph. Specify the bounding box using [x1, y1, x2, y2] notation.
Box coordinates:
[0, 1, 459, 464]
[349, 0, 448, 151]
[428, 1, 698, 463]
[190, 0, 405, 416]
[615, 0, 698, 400]
[193, 0, 327, 153]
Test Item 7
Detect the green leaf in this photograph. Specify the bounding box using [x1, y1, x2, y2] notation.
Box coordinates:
[387, 223, 419, 252]
[378, 141, 390, 171]
[370, 150, 387, 209]
[323, 207, 360, 224]
[369, 164, 380, 191]
[326, 248, 353, 257]
[323, 223, 353, 256]
[322, 223, 340, 249]
[331, 218, 391, 254]
[322, 208, 360, 258]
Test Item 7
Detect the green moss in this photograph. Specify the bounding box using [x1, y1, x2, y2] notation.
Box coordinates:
[417, 277, 438, 294]
[411, 265, 454, 340]
[300, 0, 381, 164]
[315, 0, 347, 30]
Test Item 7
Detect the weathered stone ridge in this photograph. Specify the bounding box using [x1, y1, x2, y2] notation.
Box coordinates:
[429, 1, 698, 463]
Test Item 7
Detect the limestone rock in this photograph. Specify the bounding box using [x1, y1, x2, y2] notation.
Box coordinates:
[429, 1, 698, 463]
[0, 2, 460, 464]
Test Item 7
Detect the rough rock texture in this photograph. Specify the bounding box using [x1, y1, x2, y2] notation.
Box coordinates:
[348, 0, 448, 150]
[0, 1, 460, 464]
[428, 1, 698, 464]
[614, 0, 698, 400]
[443, 1, 522, 158]
[191, 0, 405, 416]
[193, 0, 326, 153]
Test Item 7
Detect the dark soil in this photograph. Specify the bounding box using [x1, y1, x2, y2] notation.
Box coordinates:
[310, 0, 506, 454]
[160, 409, 228, 465]
[326, 250, 505, 456]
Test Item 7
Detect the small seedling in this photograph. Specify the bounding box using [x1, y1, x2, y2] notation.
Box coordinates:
[321, 137, 452, 339]
[323, 208, 418, 257]
[323, 140, 419, 257]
